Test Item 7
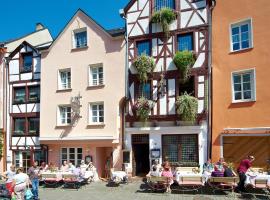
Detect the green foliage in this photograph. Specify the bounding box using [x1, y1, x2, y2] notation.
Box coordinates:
[151, 8, 176, 38]
[133, 54, 155, 83]
[173, 50, 195, 82]
[135, 96, 155, 122]
[175, 92, 198, 122]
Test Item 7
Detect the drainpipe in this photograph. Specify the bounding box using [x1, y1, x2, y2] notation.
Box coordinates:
[207, 0, 216, 160]
[119, 9, 128, 150]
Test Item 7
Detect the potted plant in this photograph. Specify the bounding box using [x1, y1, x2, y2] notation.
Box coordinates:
[173, 50, 195, 83]
[175, 92, 198, 124]
[133, 54, 155, 83]
[134, 96, 155, 122]
[151, 8, 177, 38]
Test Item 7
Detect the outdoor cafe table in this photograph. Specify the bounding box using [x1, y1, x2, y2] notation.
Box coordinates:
[245, 172, 270, 188]
[111, 171, 127, 181]
[41, 171, 94, 180]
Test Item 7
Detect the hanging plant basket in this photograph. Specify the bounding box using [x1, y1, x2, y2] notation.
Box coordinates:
[175, 92, 198, 122]
[133, 54, 155, 83]
[173, 50, 195, 83]
[151, 8, 177, 38]
[134, 97, 155, 122]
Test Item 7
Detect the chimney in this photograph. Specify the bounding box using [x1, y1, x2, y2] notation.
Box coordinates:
[36, 23, 44, 31]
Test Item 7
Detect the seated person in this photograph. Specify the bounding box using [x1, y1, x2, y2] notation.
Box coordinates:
[161, 163, 173, 193]
[152, 160, 162, 173]
[203, 159, 214, 173]
[68, 162, 76, 173]
[147, 166, 160, 177]
[61, 161, 69, 172]
[80, 160, 88, 173]
[215, 158, 225, 172]
[223, 162, 237, 177]
[211, 166, 224, 177]
[73, 165, 84, 181]
[48, 162, 57, 172]
[40, 162, 48, 172]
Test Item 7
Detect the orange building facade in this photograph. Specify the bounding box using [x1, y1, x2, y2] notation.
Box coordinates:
[212, 0, 270, 168]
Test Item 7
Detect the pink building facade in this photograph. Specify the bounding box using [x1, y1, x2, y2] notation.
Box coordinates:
[40, 9, 125, 177]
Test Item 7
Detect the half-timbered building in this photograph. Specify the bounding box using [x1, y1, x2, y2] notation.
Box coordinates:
[123, 0, 212, 175]
[3, 26, 53, 171]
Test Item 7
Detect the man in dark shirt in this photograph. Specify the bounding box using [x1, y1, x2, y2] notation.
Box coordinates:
[236, 155, 255, 192]
[28, 161, 40, 200]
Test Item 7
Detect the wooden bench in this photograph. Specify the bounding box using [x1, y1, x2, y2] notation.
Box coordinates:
[147, 176, 169, 192]
[176, 176, 204, 192]
[208, 177, 239, 193]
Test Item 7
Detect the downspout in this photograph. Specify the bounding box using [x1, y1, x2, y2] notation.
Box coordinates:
[120, 10, 128, 150]
[207, 0, 216, 160]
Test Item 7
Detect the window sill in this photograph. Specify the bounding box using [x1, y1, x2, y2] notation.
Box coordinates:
[55, 124, 72, 128]
[12, 134, 39, 137]
[87, 84, 105, 90]
[71, 46, 88, 52]
[229, 47, 253, 54]
[86, 123, 105, 128]
[232, 99, 256, 104]
[56, 88, 72, 93]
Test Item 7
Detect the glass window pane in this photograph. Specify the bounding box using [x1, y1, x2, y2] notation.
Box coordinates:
[234, 92, 242, 100]
[23, 54, 33, 71]
[243, 83, 251, 90]
[232, 27, 239, 35]
[92, 110, 97, 116]
[233, 75, 241, 83]
[29, 118, 39, 134]
[75, 31, 87, 48]
[29, 87, 40, 102]
[14, 88, 26, 103]
[241, 24, 249, 32]
[178, 34, 193, 51]
[77, 148, 82, 154]
[233, 43, 240, 51]
[69, 148, 75, 153]
[243, 73, 251, 82]
[92, 105, 97, 110]
[244, 91, 251, 99]
[92, 116, 97, 122]
[62, 148, 67, 153]
[232, 34, 240, 43]
[241, 40, 250, 49]
[155, 0, 175, 11]
[99, 117, 104, 122]
[137, 40, 150, 56]
[241, 32, 249, 41]
[234, 83, 241, 92]
[14, 118, 25, 134]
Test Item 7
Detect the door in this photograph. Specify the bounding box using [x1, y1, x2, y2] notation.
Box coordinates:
[132, 134, 149, 176]
[14, 151, 31, 172]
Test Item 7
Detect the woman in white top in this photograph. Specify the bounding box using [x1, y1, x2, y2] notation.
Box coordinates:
[13, 168, 30, 200]
[2, 165, 16, 195]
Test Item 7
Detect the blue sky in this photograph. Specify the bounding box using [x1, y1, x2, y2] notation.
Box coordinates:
[0, 0, 128, 42]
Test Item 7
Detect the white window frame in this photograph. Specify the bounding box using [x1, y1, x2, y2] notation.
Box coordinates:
[89, 63, 104, 86]
[89, 102, 104, 124]
[57, 105, 71, 126]
[231, 68, 256, 103]
[230, 18, 253, 52]
[72, 27, 88, 49]
[58, 69, 71, 90]
[61, 147, 83, 166]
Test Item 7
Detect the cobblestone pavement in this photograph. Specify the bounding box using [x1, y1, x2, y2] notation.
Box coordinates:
[39, 180, 270, 200]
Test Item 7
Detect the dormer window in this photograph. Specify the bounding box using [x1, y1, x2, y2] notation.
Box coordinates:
[73, 28, 87, 49]
[21, 53, 33, 73]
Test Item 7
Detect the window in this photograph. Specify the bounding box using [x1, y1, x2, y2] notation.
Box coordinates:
[155, 0, 175, 11]
[90, 103, 104, 123]
[231, 19, 252, 51]
[177, 33, 193, 51]
[58, 106, 71, 125]
[21, 53, 33, 72]
[59, 69, 71, 90]
[138, 83, 151, 99]
[162, 135, 198, 166]
[179, 76, 195, 96]
[73, 28, 87, 48]
[232, 69, 255, 102]
[14, 87, 26, 104]
[28, 118, 39, 135]
[89, 65, 103, 86]
[28, 86, 40, 103]
[13, 118, 26, 135]
[61, 148, 83, 166]
[136, 40, 151, 56]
